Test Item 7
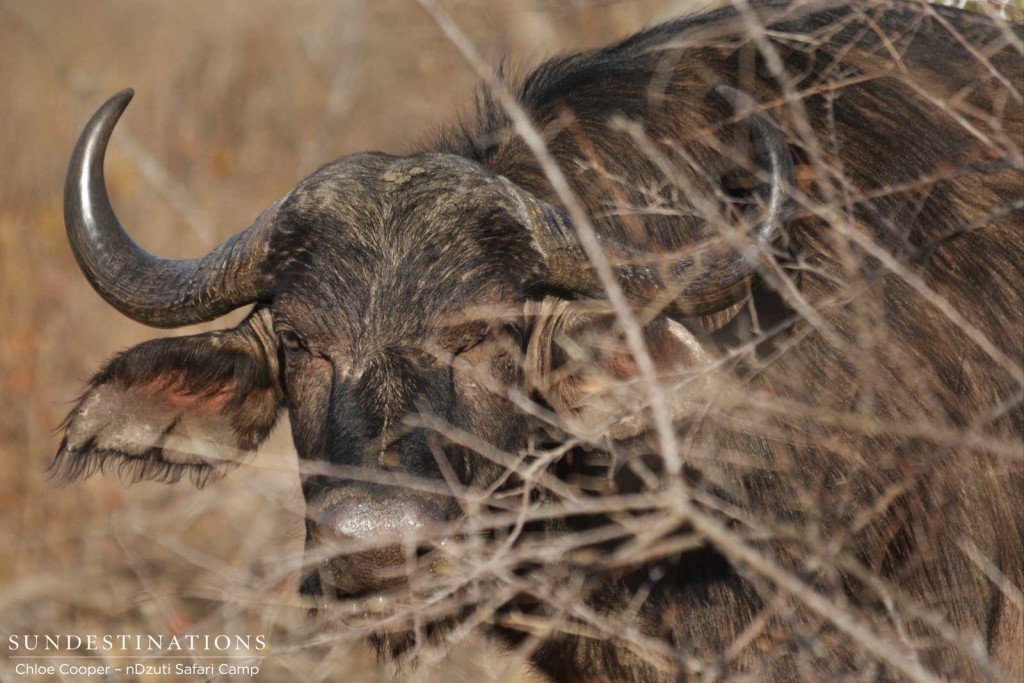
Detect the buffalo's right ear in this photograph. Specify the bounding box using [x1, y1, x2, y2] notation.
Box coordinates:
[526, 298, 719, 442]
[52, 308, 283, 487]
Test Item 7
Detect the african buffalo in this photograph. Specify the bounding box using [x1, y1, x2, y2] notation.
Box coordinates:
[55, 0, 1022, 680]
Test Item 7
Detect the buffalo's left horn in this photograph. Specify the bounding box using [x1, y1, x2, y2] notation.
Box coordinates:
[502, 85, 794, 318]
[65, 89, 275, 328]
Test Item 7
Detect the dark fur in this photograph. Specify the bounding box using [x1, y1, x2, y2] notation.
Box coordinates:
[429, 5, 1024, 677]
[58, 1, 1022, 681]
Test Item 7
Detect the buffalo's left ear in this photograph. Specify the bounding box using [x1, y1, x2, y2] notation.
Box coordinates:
[52, 308, 283, 487]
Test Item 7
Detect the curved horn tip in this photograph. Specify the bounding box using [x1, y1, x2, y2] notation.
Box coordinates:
[66, 89, 136, 178]
[96, 88, 135, 122]
[84, 89, 136, 138]
[114, 87, 135, 107]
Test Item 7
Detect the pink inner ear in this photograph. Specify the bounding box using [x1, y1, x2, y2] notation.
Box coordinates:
[134, 375, 236, 414]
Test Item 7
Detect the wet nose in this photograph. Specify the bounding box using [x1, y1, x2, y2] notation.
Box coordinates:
[309, 489, 446, 595]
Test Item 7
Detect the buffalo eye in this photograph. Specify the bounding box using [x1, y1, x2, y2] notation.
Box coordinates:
[279, 330, 305, 352]
[453, 325, 489, 356]
[454, 335, 485, 356]
[455, 322, 518, 356]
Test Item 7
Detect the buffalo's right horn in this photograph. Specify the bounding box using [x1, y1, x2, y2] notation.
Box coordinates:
[501, 85, 795, 318]
[64, 89, 276, 328]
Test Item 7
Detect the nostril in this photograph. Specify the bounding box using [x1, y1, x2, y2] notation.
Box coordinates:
[309, 490, 448, 595]
[313, 500, 380, 542]
[310, 491, 447, 544]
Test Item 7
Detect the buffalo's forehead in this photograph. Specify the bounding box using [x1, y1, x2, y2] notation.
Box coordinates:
[269, 152, 540, 342]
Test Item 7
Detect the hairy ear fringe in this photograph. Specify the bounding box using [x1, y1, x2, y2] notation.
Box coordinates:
[48, 436, 228, 489]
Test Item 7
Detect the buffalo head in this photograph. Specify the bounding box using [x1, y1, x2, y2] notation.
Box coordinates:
[55, 87, 791, 604]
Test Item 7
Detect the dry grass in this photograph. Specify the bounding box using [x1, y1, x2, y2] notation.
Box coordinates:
[1, 1, 1021, 682]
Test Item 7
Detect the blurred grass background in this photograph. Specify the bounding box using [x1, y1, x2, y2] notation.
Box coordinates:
[0, 2, 699, 681]
[1, 1, 1019, 681]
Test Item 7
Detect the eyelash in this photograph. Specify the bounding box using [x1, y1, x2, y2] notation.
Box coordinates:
[455, 336, 485, 355]
[455, 323, 520, 355]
